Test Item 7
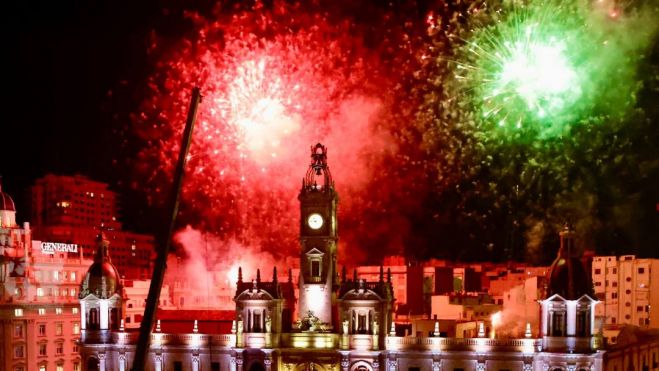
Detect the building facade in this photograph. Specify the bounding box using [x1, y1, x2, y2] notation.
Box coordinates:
[29, 174, 155, 279]
[79, 144, 604, 371]
[1, 181, 91, 371]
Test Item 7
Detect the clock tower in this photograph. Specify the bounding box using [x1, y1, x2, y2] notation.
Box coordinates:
[298, 143, 338, 326]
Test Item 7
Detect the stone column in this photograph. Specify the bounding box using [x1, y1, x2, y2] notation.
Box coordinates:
[99, 353, 106, 371]
[340, 352, 350, 371]
[192, 355, 200, 371]
[388, 358, 397, 371]
[236, 352, 244, 371]
[154, 354, 163, 371]
[119, 354, 126, 371]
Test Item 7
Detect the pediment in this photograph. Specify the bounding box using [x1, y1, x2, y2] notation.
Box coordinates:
[306, 248, 325, 256]
[235, 289, 275, 301]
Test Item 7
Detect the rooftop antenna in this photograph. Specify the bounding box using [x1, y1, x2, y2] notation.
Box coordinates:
[132, 87, 202, 371]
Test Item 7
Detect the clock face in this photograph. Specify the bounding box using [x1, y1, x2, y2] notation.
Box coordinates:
[307, 213, 324, 230]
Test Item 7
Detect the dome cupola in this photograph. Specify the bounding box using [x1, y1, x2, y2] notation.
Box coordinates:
[546, 224, 594, 300]
[79, 232, 122, 299]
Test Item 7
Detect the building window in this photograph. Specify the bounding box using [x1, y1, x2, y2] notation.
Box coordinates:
[70, 288, 76, 296]
[576, 310, 589, 337]
[174, 362, 183, 371]
[56, 342, 64, 355]
[57, 365, 64, 371]
[550, 311, 566, 336]
[39, 343, 47, 356]
[72, 307, 79, 314]
[39, 324, 47, 336]
[71, 272, 77, 281]
[37, 288, 44, 296]
[626, 277, 632, 282]
[14, 308, 23, 316]
[14, 344, 24, 358]
[613, 268, 617, 274]
[73, 363, 80, 371]
[14, 324, 24, 337]
[638, 306, 644, 312]
[72, 342, 79, 353]
[39, 365, 46, 371]
[612, 317, 617, 324]
[639, 268, 645, 274]
[612, 281, 617, 287]
[53, 271, 59, 281]
[73, 322, 80, 334]
[594, 268, 601, 274]
[211, 363, 220, 371]
[56, 322, 63, 336]
[56, 307, 62, 315]
[311, 260, 321, 277]
[14, 287, 22, 297]
[15, 366, 25, 371]
[39, 308, 46, 315]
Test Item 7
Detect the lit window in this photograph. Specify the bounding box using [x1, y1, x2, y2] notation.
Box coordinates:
[57, 366, 64, 371]
[73, 363, 80, 371]
[73, 342, 79, 353]
[53, 271, 59, 281]
[72, 307, 79, 314]
[14, 308, 23, 317]
[14, 344, 24, 358]
[39, 365, 46, 371]
[71, 272, 76, 281]
[39, 324, 46, 336]
[56, 322, 63, 336]
[37, 288, 44, 297]
[73, 322, 80, 334]
[14, 287, 22, 296]
[56, 308, 62, 315]
[14, 324, 23, 337]
[15, 366, 25, 371]
[39, 308, 46, 315]
[53, 288, 59, 297]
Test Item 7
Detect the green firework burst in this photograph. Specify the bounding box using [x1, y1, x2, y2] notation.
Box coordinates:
[455, 0, 656, 138]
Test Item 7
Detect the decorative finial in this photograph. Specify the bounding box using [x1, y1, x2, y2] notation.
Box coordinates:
[155, 319, 161, 332]
[389, 321, 396, 336]
[379, 265, 384, 282]
[237, 267, 243, 283]
[256, 269, 261, 283]
[341, 266, 347, 283]
[273, 267, 278, 283]
[120, 319, 125, 331]
[193, 320, 199, 333]
[525, 322, 532, 338]
[433, 321, 440, 337]
[387, 268, 392, 283]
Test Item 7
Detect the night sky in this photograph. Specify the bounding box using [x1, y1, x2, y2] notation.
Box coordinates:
[3, 0, 658, 263]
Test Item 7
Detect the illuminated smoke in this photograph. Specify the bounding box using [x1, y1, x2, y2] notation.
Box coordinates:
[128, 1, 424, 269]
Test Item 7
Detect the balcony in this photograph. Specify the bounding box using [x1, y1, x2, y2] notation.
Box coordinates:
[386, 336, 541, 353]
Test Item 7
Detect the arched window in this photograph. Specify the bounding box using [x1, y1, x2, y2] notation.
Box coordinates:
[87, 357, 100, 371]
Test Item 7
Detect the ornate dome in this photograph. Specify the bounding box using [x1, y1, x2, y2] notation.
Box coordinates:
[79, 233, 122, 299]
[546, 225, 594, 300]
[0, 181, 16, 212]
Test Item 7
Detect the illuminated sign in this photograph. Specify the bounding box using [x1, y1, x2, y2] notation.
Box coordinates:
[41, 242, 78, 255]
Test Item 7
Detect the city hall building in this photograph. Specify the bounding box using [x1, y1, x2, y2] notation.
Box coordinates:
[79, 144, 604, 371]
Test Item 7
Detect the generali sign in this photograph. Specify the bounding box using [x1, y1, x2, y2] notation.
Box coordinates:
[41, 242, 78, 255]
